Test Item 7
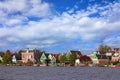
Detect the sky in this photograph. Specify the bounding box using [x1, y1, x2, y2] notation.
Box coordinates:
[0, 0, 120, 54]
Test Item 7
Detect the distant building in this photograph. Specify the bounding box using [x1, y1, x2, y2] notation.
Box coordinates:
[110, 48, 120, 61]
[12, 55, 17, 63]
[90, 52, 99, 64]
[21, 48, 41, 63]
[40, 52, 47, 64]
[0, 56, 3, 63]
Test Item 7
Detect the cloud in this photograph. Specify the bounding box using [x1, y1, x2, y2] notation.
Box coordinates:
[0, 0, 120, 53]
[103, 34, 120, 48]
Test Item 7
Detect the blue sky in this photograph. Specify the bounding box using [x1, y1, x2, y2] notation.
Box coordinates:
[0, 0, 120, 54]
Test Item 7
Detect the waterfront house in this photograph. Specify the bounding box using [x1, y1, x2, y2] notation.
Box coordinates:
[65, 50, 83, 66]
[52, 54, 61, 66]
[111, 52, 119, 61]
[48, 54, 56, 66]
[97, 53, 109, 66]
[40, 52, 47, 64]
[21, 49, 41, 63]
[90, 52, 99, 64]
[12, 55, 17, 63]
[0, 56, 2, 63]
[66, 50, 82, 59]
[110, 48, 120, 62]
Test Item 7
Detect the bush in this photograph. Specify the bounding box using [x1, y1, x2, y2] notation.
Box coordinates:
[17, 61, 23, 66]
[113, 61, 119, 65]
[26, 59, 33, 66]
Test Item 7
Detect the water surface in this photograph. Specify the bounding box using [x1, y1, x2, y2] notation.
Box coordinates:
[0, 66, 119, 80]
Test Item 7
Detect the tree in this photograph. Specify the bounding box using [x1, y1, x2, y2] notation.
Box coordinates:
[59, 54, 66, 63]
[0, 52, 4, 57]
[2, 50, 12, 64]
[69, 54, 76, 66]
[98, 45, 111, 53]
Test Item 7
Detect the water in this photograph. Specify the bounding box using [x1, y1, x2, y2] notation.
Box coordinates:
[0, 66, 120, 80]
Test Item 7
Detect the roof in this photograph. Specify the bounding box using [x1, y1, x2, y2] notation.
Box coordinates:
[70, 50, 82, 57]
[52, 54, 61, 60]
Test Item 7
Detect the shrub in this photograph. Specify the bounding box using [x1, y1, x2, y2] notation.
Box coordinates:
[26, 59, 33, 66]
[17, 61, 23, 66]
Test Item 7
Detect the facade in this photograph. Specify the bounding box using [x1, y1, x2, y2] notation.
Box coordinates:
[21, 49, 40, 63]
[0, 56, 2, 63]
[112, 53, 119, 61]
[12, 55, 17, 63]
[91, 52, 99, 64]
[40, 52, 47, 64]
[48, 54, 56, 66]
[66, 50, 82, 59]
[110, 48, 120, 61]
[65, 50, 84, 66]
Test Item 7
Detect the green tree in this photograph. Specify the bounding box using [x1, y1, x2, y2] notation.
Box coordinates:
[98, 45, 111, 53]
[2, 50, 12, 64]
[69, 54, 76, 66]
[59, 54, 66, 63]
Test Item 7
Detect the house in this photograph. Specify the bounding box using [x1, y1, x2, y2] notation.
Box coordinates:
[21, 48, 41, 63]
[40, 52, 47, 64]
[65, 50, 83, 66]
[97, 53, 109, 66]
[52, 54, 61, 66]
[109, 48, 120, 62]
[48, 54, 56, 66]
[75, 59, 80, 66]
[53, 54, 61, 63]
[105, 52, 113, 61]
[66, 50, 82, 59]
[0, 56, 2, 63]
[112, 52, 119, 61]
[90, 52, 99, 64]
[12, 55, 17, 63]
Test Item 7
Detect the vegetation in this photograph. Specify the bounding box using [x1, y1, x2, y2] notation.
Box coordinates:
[17, 61, 23, 66]
[98, 45, 111, 53]
[69, 54, 76, 66]
[26, 59, 33, 66]
[2, 50, 12, 64]
[59, 54, 66, 63]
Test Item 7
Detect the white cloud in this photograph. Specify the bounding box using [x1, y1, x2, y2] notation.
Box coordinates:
[26, 0, 51, 17]
[0, 0, 120, 53]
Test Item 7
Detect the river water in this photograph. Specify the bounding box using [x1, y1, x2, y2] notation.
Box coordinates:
[0, 66, 120, 80]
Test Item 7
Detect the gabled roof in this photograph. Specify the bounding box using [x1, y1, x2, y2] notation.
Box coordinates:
[70, 50, 82, 57]
[80, 55, 91, 61]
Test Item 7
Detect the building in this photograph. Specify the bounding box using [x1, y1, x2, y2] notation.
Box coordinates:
[90, 52, 99, 64]
[21, 49, 41, 63]
[110, 48, 120, 61]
